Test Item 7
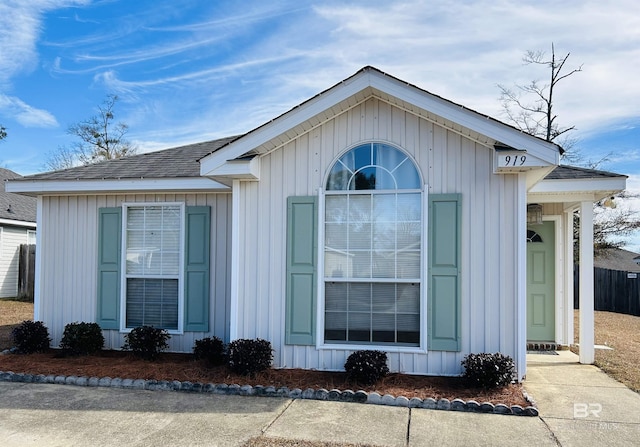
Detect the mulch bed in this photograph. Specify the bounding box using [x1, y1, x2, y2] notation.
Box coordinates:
[0, 349, 527, 406]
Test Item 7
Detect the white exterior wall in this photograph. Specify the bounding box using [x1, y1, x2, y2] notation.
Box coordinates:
[233, 98, 524, 375]
[38, 192, 232, 351]
[0, 226, 31, 298]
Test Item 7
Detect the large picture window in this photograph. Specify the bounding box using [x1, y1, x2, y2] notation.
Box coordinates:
[324, 143, 422, 346]
[123, 204, 183, 330]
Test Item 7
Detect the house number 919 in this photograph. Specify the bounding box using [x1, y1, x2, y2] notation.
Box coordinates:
[503, 155, 527, 166]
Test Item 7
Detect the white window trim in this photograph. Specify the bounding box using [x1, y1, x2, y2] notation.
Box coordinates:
[27, 230, 36, 245]
[316, 184, 429, 354]
[119, 202, 185, 334]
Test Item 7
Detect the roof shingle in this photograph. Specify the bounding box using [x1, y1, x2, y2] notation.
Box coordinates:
[0, 168, 36, 223]
[15, 136, 239, 182]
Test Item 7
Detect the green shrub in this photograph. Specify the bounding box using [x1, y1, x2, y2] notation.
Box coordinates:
[228, 338, 273, 376]
[122, 326, 170, 360]
[461, 352, 515, 389]
[344, 350, 389, 385]
[59, 322, 104, 356]
[193, 336, 226, 366]
[11, 320, 51, 354]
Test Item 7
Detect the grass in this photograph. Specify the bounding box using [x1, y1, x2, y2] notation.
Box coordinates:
[0, 298, 34, 350]
[573, 309, 640, 392]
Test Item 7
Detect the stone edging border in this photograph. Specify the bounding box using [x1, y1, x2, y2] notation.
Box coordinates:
[0, 370, 538, 417]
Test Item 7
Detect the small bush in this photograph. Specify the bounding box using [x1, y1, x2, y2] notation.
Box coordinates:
[122, 326, 170, 360]
[461, 352, 515, 389]
[59, 322, 105, 356]
[228, 338, 273, 376]
[193, 336, 226, 366]
[344, 350, 389, 385]
[11, 320, 51, 354]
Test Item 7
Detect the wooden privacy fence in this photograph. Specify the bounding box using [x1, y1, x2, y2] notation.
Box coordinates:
[18, 244, 35, 301]
[574, 266, 640, 316]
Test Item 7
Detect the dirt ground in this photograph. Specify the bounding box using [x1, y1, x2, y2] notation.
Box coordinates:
[0, 299, 33, 350]
[573, 309, 640, 392]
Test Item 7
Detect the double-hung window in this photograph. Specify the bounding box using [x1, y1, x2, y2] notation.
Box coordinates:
[323, 143, 422, 346]
[123, 203, 184, 331]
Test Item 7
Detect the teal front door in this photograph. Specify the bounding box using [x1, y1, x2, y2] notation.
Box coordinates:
[526, 221, 555, 342]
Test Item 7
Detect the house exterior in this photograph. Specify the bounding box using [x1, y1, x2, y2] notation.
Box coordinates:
[0, 168, 36, 298]
[7, 67, 626, 380]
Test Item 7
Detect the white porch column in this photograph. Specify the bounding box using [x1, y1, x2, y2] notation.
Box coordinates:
[34, 196, 43, 321]
[564, 209, 575, 345]
[229, 179, 241, 341]
[579, 200, 595, 364]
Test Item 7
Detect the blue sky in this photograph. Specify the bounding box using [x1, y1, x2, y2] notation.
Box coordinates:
[1, 0, 639, 248]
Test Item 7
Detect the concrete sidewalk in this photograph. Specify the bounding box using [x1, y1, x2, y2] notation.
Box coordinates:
[524, 350, 640, 446]
[0, 351, 638, 446]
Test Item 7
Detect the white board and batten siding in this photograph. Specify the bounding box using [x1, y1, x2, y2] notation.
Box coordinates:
[233, 97, 525, 376]
[0, 226, 32, 298]
[37, 193, 232, 351]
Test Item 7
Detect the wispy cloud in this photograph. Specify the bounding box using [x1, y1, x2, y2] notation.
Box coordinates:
[0, 1, 90, 85]
[0, 0, 89, 131]
[0, 94, 58, 128]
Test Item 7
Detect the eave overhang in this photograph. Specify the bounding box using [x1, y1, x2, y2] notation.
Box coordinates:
[527, 176, 627, 206]
[200, 67, 561, 178]
[6, 177, 230, 196]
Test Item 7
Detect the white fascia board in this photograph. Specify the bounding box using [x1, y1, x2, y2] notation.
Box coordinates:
[200, 68, 560, 176]
[204, 156, 260, 180]
[529, 177, 626, 195]
[528, 192, 598, 204]
[200, 74, 373, 176]
[367, 73, 560, 164]
[0, 218, 36, 228]
[6, 177, 230, 195]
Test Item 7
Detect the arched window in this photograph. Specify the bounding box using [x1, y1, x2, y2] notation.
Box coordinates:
[527, 230, 543, 243]
[324, 143, 422, 346]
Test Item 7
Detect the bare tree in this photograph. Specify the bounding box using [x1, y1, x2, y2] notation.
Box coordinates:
[43, 145, 77, 171]
[43, 94, 136, 171]
[0, 125, 6, 141]
[70, 94, 136, 164]
[574, 193, 640, 259]
[499, 44, 638, 252]
[498, 43, 582, 156]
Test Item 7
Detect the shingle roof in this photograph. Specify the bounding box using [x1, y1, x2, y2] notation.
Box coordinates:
[546, 165, 626, 180]
[0, 168, 36, 223]
[594, 248, 640, 273]
[12, 138, 624, 188]
[15, 136, 240, 182]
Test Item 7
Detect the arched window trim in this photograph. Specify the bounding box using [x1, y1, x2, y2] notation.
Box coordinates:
[320, 142, 424, 348]
[325, 142, 423, 192]
[527, 230, 543, 243]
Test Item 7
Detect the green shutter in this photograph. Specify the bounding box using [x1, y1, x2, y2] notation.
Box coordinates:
[285, 196, 318, 345]
[428, 194, 461, 351]
[97, 207, 122, 330]
[184, 206, 211, 332]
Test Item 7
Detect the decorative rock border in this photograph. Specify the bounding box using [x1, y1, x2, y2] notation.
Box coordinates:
[0, 370, 538, 416]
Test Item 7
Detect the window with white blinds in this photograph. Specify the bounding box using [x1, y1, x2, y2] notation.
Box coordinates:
[124, 204, 182, 330]
[324, 143, 422, 346]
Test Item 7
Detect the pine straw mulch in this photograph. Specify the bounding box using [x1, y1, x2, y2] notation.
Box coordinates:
[0, 349, 527, 406]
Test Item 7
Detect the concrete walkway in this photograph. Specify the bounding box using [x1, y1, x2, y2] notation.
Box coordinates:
[524, 350, 640, 446]
[0, 351, 638, 446]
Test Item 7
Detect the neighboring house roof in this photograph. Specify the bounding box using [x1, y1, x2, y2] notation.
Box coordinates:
[546, 165, 627, 180]
[594, 248, 640, 273]
[0, 168, 36, 224]
[15, 136, 239, 182]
